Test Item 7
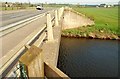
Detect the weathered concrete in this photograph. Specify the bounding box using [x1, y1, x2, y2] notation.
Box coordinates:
[19, 45, 44, 77]
[42, 21, 62, 66]
[47, 13, 54, 41]
[41, 8, 64, 67]
[45, 62, 69, 78]
[62, 10, 94, 30]
[55, 10, 58, 26]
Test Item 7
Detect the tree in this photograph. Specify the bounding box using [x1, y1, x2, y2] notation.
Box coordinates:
[5, 2, 8, 10]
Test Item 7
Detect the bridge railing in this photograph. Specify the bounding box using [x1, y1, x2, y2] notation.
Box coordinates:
[0, 7, 65, 78]
[19, 45, 70, 78]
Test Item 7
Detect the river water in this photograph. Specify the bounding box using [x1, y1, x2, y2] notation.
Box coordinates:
[57, 37, 119, 77]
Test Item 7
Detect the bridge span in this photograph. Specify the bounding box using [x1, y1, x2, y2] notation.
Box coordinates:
[0, 7, 70, 78]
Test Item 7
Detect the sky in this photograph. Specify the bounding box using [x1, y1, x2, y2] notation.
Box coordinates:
[2, 0, 120, 5]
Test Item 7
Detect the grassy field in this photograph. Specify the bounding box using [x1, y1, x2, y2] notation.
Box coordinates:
[63, 7, 119, 37]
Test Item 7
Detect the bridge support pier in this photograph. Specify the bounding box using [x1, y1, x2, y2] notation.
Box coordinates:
[47, 13, 54, 41]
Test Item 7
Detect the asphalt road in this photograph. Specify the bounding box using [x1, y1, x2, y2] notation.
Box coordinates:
[0, 9, 53, 58]
[1, 9, 50, 27]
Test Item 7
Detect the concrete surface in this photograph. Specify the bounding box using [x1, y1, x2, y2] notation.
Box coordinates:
[0, 15, 46, 57]
[62, 10, 94, 30]
[42, 22, 62, 66]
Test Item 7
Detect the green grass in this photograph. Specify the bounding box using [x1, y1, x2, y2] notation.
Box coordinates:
[0, 7, 36, 11]
[64, 7, 119, 36]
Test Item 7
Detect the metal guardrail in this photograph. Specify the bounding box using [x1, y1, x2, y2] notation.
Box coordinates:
[0, 25, 47, 77]
[0, 10, 55, 37]
[0, 7, 64, 78]
[0, 14, 43, 32]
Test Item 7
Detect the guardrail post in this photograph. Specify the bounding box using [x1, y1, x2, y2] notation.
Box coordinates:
[60, 7, 64, 18]
[58, 7, 64, 21]
[58, 9, 60, 21]
[61, 7, 64, 16]
[47, 13, 54, 41]
[60, 8, 62, 19]
[19, 45, 44, 78]
[55, 10, 58, 26]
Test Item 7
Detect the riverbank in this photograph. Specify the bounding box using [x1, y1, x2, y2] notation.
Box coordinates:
[62, 7, 119, 40]
[62, 30, 120, 40]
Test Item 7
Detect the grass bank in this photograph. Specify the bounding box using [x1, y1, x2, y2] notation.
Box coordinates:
[62, 7, 119, 40]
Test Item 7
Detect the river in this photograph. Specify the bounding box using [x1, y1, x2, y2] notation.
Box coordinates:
[57, 37, 119, 77]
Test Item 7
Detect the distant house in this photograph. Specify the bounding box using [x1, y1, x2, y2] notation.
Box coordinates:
[1, 2, 13, 7]
[96, 6, 99, 8]
[100, 4, 106, 7]
[98, 4, 113, 8]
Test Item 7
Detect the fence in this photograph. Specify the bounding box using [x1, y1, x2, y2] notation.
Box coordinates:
[0, 7, 67, 78]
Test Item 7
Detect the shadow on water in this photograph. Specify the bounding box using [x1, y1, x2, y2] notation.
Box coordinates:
[57, 37, 119, 77]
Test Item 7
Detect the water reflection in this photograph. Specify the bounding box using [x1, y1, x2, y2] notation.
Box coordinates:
[58, 37, 119, 77]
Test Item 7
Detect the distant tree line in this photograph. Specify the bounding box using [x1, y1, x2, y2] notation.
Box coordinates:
[43, 3, 70, 7]
[1, 2, 36, 10]
[74, 3, 119, 8]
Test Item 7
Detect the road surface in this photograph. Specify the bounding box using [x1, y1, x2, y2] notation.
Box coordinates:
[1, 9, 50, 27]
[0, 9, 53, 58]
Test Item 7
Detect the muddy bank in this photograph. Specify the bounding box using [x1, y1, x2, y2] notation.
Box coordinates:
[62, 32, 120, 40]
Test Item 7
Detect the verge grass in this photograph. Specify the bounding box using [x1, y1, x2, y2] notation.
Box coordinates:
[0, 7, 36, 11]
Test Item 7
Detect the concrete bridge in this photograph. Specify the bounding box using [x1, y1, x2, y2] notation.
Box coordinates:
[0, 7, 70, 78]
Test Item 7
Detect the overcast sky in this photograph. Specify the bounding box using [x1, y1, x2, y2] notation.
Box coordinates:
[3, 0, 120, 4]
